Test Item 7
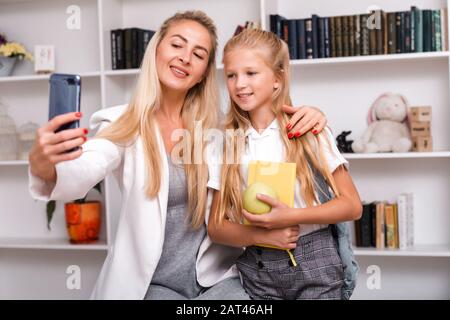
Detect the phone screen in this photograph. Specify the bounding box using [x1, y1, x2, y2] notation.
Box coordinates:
[48, 73, 81, 133]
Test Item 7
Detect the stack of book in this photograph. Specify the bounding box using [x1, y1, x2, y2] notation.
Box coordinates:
[270, 6, 448, 60]
[410, 106, 432, 152]
[110, 28, 155, 70]
[233, 21, 261, 36]
[355, 193, 414, 249]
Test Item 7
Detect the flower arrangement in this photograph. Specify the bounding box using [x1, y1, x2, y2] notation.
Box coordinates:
[0, 33, 33, 61]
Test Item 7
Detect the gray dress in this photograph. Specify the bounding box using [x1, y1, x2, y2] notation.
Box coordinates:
[144, 154, 249, 300]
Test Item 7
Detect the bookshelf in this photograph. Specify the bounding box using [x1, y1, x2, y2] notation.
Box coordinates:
[0, 0, 449, 299]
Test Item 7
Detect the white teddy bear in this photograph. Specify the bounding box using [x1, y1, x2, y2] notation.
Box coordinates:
[352, 92, 412, 153]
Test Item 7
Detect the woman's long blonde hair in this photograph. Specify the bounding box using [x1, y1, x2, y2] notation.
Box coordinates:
[97, 11, 219, 229]
[216, 29, 339, 225]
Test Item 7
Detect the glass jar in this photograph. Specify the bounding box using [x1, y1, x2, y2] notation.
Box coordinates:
[0, 103, 19, 160]
[18, 121, 39, 160]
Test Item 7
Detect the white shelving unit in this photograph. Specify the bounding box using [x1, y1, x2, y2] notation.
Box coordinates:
[0, 0, 449, 299]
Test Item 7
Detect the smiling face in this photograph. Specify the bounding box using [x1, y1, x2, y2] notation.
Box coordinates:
[156, 19, 212, 96]
[224, 48, 280, 114]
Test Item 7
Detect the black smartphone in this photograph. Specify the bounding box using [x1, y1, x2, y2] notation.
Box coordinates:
[48, 73, 81, 133]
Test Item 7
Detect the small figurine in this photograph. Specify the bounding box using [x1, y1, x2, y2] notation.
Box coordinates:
[336, 130, 354, 153]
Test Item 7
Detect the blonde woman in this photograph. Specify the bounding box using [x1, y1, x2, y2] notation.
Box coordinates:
[28, 11, 328, 300]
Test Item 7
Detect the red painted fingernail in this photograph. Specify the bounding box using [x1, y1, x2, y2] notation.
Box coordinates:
[313, 130, 318, 135]
[288, 133, 294, 139]
[75, 112, 82, 117]
[82, 136, 87, 142]
[83, 128, 88, 134]
[295, 131, 301, 138]
[286, 123, 292, 129]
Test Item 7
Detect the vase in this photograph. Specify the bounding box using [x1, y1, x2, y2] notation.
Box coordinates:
[0, 56, 17, 77]
[65, 201, 101, 244]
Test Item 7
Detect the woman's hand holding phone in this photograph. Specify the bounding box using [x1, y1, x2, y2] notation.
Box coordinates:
[29, 112, 88, 183]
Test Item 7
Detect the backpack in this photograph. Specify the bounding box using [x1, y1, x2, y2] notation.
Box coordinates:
[312, 167, 359, 300]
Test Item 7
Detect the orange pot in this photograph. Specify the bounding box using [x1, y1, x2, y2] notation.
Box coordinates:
[65, 201, 101, 244]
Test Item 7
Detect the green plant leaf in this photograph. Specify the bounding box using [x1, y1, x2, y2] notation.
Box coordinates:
[46, 200, 56, 231]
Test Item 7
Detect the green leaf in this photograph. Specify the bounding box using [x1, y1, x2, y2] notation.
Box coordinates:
[46, 200, 56, 231]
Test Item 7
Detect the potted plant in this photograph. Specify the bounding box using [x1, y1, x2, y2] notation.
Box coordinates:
[46, 182, 102, 244]
[0, 33, 33, 76]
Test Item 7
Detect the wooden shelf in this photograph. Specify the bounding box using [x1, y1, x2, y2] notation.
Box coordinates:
[0, 237, 108, 250]
[343, 151, 450, 159]
[353, 244, 450, 257]
[0, 71, 101, 83]
[0, 160, 28, 166]
[290, 51, 450, 66]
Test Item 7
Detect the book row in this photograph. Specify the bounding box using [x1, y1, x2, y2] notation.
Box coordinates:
[355, 193, 414, 249]
[270, 7, 448, 60]
[110, 28, 155, 70]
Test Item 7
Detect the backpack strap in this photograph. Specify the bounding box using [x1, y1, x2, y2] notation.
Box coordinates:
[310, 165, 359, 300]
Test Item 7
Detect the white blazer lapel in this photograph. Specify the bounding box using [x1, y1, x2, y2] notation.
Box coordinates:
[155, 127, 169, 224]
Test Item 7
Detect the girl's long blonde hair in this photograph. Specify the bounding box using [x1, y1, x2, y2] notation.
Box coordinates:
[216, 29, 339, 225]
[97, 11, 219, 229]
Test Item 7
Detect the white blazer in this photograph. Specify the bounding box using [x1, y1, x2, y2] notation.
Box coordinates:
[28, 104, 243, 300]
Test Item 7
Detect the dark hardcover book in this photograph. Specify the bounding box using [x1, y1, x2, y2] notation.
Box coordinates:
[131, 28, 139, 68]
[396, 12, 405, 53]
[324, 17, 331, 58]
[371, 202, 377, 247]
[434, 10, 442, 51]
[369, 13, 377, 55]
[318, 17, 326, 58]
[423, 10, 432, 52]
[114, 29, 125, 69]
[361, 14, 370, 55]
[387, 12, 397, 54]
[383, 11, 388, 54]
[123, 28, 133, 69]
[270, 14, 286, 39]
[349, 15, 355, 56]
[354, 218, 362, 247]
[413, 6, 423, 52]
[431, 10, 436, 51]
[281, 19, 290, 46]
[110, 30, 117, 70]
[287, 19, 298, 59]
[360, 203, 373, 247]
[311, 14, 320, 59]
[137, 29, 155, 67]
[405, 11, 412, 53]
[296, 19, 307, 59]
[330, 17, 337, 57]
[335, 16, 343, 57]
[342, 15, 350, 56]
[375, 10, 384, 55]
[411, 7, 416, 52]
[305, 18, 314, 59]
[354, 15, 361, 56]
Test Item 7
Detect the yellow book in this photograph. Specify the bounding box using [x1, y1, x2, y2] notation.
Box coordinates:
[244, 161, 298, 265]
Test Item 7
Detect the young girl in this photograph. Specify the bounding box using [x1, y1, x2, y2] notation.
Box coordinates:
[207, 29, 362, 300]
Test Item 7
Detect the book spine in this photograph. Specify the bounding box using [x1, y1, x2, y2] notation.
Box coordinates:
[312, 14, 320, 58]
[397, 194, 408, 249]
[305, 19, 314, 59]
[405, 11, 412, 53]
[297, 19, 307, 59]
[342, 15, 350, 56]
[396, 12, 402, 53]
[415, 8, 424, 52]
[376, 10, 383, 54]
[387, 12, 397, 54]
[349, 14, 355, 56]
[360, 203, 373, 247]
[434, 10, 442, 51]
[335, 16, 343, 57]
[330, 17, 337, 57]
[361, 14, 370, 55]
[406, 193, 415, 246]
[441, 8, 448, 51]
[411, 8, 416, 52]
[111, 30, 117, 70]
[423, 10, 432, 52]
[116, 29, 125, 69]
[354, 15, 361, 56]
[431, 10, 436, 51]
[324, 17, 331, 58]
[318, 17, 326, 58]
[287, 19, 298, 59]
[375, 202, 385, 249]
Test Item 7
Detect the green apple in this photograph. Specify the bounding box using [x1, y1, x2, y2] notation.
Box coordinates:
[242, 182, 278, 214]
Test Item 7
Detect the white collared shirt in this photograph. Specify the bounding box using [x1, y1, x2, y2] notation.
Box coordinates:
[207, 118, 349, 236]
